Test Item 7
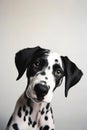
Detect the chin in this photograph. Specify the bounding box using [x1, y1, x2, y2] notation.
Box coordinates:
[31, 96, 52, 103]
[43, 96, 53, 103]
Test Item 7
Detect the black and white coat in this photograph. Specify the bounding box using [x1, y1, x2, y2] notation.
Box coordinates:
[6, 46, 83, 130]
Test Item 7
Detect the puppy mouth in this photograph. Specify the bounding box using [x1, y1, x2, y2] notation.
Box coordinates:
[32, 97, 44, 103]
[26, 91, 44, 103]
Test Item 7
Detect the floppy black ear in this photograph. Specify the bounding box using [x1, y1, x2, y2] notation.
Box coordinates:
[61, 56, 83, 97]
[15, 46, 41, 80]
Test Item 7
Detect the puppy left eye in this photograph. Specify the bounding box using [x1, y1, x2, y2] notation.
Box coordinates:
[55, 69, 62, 77]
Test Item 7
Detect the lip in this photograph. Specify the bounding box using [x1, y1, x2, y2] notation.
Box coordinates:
[26, 91, 44, 103]
[33, 98, 42, 103]
[32, 97, 44, 103]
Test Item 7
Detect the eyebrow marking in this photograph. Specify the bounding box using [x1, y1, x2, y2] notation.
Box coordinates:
[53, 63, 60, 68]
[48, 66, 50, 70]
[55, 59, 58, 62]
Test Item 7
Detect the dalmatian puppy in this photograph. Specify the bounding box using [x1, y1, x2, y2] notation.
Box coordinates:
[6, 46, 83, 130]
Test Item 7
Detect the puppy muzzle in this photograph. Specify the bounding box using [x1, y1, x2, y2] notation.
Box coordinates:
[34, 84, 49, 100]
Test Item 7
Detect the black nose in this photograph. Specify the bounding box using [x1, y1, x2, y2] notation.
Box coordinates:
[34, 84, 49, 99]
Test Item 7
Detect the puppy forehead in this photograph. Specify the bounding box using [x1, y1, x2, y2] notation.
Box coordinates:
[47, 52, 62, 67]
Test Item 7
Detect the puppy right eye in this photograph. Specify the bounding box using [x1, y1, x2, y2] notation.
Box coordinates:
[33, 60, 40, 68]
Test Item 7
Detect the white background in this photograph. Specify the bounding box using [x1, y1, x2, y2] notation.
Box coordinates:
[0, 0, 87, 130]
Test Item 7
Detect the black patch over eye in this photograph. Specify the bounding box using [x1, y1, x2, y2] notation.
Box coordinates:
[53, 64, 64, 78]
[33, 59, 40, 68]
[33, 58, 48, 70]
[27, 58, 48, 78]
[53, 64, 64, 91]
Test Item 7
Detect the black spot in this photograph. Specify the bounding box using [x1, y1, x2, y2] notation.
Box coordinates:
[41, 71, 46, 75]
[51, 129, 54, 130]
[23, 116, 26, 121]
[46, 103, 50, 110]
[45, 77, 48, 80]
[32, 121, 37, 128]
[7, 115, 13, 127]
[50, 107, 53, 114]
[41, 108, 44, 115]
[12, 123, 19, 130]
[28, 122, 30, 126]
[30, 106, 33, 115]
[40, 126, 43, 130]
[48, 66, 50, 69]
[23, 105, 26, 111]
[17, 106, 22, 118]
[46, 110, 49, 114]
[43, 125, 49, 130]
[55, 59, 58, 62]
[28, 117, 32, 125]
[50, 107, 54, 119]
[45, 116, 48, 121]
[25, 110, 28, 116]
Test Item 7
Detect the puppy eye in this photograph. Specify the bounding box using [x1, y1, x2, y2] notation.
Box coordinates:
[55, 69, 62, 77]
[33, 60, 40, 68]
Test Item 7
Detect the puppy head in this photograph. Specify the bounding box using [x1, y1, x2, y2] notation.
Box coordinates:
[15, 46, 83, 103]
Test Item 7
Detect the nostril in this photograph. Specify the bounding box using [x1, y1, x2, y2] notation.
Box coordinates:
[41, 86, 48, 95]
[34, 84, 49, 98]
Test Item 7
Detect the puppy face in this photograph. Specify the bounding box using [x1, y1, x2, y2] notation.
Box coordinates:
[15, 46, 83, 103]
[26, 51, 64, 103]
